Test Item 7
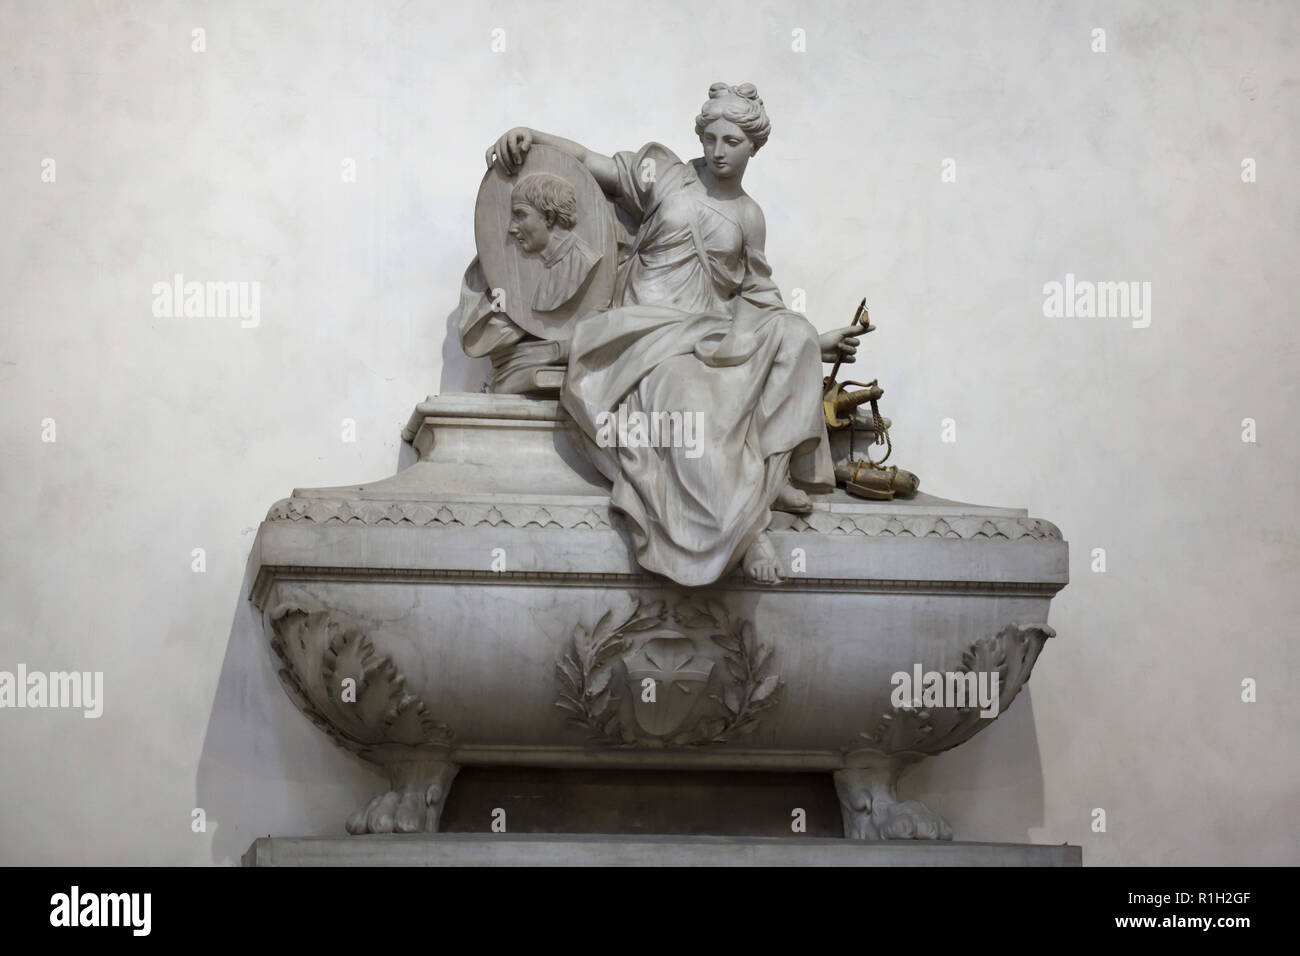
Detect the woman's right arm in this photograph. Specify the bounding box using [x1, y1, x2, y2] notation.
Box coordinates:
[485, 127, 619, 194]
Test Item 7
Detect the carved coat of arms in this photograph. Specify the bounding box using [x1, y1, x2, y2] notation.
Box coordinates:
[554, 598, 782, 747]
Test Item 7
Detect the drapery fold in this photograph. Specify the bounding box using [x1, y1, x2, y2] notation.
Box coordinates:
[561, 143, 833, 586]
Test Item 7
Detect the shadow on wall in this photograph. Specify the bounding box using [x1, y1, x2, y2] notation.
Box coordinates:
[195, 551, 382, 865]
[440, 306, 491, 394]
[907, 686, 1047, 843]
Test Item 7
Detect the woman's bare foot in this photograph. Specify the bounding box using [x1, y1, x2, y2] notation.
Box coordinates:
[772, 483, 812, 515]
[743, 532, 784, 585]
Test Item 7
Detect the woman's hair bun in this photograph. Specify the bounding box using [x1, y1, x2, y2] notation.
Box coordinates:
[708, 81, 761, 103]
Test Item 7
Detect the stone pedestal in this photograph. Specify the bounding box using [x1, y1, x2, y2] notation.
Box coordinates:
[242, 834, 1082, 867]
[249, 393, 1068, 842]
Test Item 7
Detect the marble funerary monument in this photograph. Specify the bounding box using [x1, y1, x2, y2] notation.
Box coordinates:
[246, 83, 1068, 859]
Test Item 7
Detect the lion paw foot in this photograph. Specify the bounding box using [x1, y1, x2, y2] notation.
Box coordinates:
[346, 771, 456, 834]
[870, 798, 953, 841]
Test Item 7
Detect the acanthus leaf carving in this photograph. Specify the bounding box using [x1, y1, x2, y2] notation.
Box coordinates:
[851, 623, 1054, 759]
[268, 602, 452, 758]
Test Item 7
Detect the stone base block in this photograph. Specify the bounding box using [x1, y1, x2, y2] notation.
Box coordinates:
[243, 834, 1082, 867]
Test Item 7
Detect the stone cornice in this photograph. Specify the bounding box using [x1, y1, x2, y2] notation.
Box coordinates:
[250, 564, 1063, 610]
[264, 496, 1063, 542]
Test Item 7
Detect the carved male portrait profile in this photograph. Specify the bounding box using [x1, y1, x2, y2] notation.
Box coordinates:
[467, 143, 618, 387]
[508, 173, 601, 312]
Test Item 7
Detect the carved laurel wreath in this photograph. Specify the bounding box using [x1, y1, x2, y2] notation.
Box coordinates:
[555, 598, 782, 747]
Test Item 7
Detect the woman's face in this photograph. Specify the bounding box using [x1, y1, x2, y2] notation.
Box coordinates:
[699, 117, 754, 181]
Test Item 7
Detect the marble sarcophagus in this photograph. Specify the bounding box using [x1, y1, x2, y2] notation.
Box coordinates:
[249, 393, 1067, 840]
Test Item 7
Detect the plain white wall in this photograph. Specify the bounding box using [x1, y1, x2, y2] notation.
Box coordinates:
[1, 0, 1296, 864]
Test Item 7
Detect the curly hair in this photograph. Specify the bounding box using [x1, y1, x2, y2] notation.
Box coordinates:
[511, 172, 578, 230]
[693, 82, 771, 154]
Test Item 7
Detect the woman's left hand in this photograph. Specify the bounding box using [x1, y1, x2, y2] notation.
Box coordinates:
[819, 324, 872, 364]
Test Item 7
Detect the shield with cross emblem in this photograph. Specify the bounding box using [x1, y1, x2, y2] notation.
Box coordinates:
[621, 630, 715, 737]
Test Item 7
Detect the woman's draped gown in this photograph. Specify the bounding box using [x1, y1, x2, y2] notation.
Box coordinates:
[561, 142, 835, 586]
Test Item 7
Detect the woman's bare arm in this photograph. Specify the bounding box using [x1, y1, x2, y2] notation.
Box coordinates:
[486, 127, 619, 194]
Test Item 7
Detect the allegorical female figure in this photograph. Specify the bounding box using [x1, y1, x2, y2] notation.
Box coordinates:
[487, 83, 859, 587]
